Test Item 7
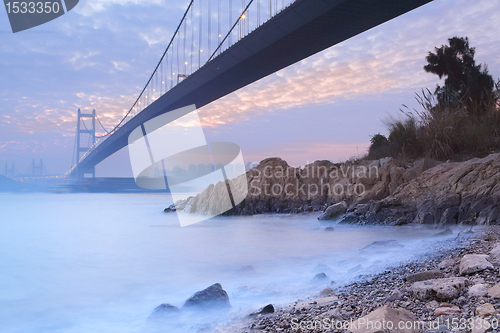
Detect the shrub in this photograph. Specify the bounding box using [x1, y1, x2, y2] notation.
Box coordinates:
[367, 133, 390, 160]
[378, 85, 500, 161]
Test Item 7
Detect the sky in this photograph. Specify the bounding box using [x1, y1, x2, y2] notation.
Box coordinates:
[1, 0, 500, 177]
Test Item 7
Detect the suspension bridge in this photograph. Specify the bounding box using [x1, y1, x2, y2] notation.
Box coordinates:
[69, 0, 433, 179]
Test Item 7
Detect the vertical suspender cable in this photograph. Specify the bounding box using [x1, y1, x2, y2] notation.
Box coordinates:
[171, 42, 174, 89]
[183, 18, 187, 74]
[257, 0, 260, 26]
[249, 0, 251, 34]
[176, 32, 180, 83]
[218, 0, 221, 55]
[199, 0, 202, 68]
[191, 4, 194, 74]
[208, 0, 211, 58]
[229, 0, 232, 46]
[208, 0, 254, 62]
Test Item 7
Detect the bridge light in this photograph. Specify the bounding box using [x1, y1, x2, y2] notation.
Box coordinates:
[218, 34, 221, 37]
[241, 14, 246, 19]
[200, 49, 202, 52]
[184, 61, 188, 65]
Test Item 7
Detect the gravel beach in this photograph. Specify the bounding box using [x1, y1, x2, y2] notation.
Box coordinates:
[216, 226, 500, 333]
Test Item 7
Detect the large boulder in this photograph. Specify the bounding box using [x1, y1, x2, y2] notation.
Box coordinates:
[459, 254, 493, 275]
[411, 277, 469, 301]
[182, 283, 230, 310]
[350, 307, 419, 333]
[318, 201, 347, 220]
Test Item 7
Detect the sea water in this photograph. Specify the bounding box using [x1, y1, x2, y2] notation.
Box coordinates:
[0, 193, 454, 333]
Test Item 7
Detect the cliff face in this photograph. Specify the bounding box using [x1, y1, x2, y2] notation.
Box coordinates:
[350, 153, 500, 226]
[171, 153, 500, 225]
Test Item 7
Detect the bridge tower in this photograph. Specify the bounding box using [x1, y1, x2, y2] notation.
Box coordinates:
[75, 109, 96, 180]
[4, 163, 14, 178]
[32, 159, 43, 176]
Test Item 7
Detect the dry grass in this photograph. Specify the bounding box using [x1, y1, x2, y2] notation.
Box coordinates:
[368, 83, 500, 161]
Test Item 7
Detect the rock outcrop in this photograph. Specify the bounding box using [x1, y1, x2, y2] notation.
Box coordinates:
[167, 153, 500, 226]
[345, 154, 500, 226]
[169, 157, 382, 215]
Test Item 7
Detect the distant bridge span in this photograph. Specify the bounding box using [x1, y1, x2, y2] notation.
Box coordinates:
[75, 0, 432, 175]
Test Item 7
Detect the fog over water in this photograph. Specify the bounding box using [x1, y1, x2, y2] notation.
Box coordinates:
[0, 193, 454, 332]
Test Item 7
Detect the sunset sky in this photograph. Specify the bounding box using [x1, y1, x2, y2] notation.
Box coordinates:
[1, 0, 500, 177]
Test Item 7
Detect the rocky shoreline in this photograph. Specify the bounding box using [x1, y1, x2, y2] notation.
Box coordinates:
[167, 153, 500, 227]
[211, 226, 500, 333]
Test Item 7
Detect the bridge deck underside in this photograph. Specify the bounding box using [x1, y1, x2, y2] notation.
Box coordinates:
[75, 0, 432, 174]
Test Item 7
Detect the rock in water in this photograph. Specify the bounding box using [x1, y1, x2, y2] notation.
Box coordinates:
[163, 204, 176, 213]
[148, 303, 180, 321]
[313, 272, 328, 281]
[317, 201, 347, 220]
[249, 304, 274, 316]
[432, 228, 453, 237]
[237, 265, 256, 275]
[182, 283, 230, 310]
[360, 240, 403, 252]
[459, 254, 493, 275]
